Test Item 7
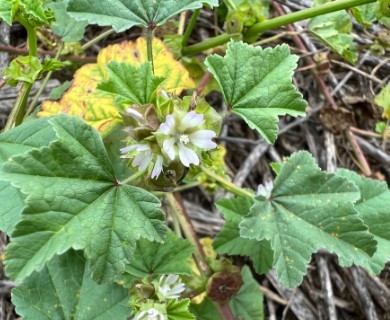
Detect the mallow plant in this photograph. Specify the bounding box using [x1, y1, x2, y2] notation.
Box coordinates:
[0, 0, 389, 319]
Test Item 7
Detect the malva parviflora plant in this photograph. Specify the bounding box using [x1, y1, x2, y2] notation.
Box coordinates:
[0, 0, 389, 319]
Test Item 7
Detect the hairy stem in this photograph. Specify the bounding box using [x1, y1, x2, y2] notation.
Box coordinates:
[26, 42, 65, 115]
[199, 166, 254, 198]
[181, 9, 200, 48]
[3, 14, 37, 130]
[245, 0, 378, 38]
[182, 0, 377, 55]
[145, 27, 155, 73]
[81, 28, 115, 51]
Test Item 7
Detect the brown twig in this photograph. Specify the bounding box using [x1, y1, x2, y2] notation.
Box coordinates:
[345, 129, 372, 176]
[0, 44, 96, 63]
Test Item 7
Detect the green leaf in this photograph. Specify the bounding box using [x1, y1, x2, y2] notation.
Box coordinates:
[205, 41, 306, 144]
[41, 58, 66, 73]
[123, 230, 194, 286]
[228, 266, 264, 320]
[0, 0, 13, 25]
[47, 0, 87, 42]
[97, 62, 165, 105]
[0, 117, 59, 234]
[166, 299, 195, 320]
[336, 169, 390, 274]
[2, 55, 43, 86]
[214, 197, 273, 274]
[19, 0, 49, 26]
[239, 151, 377, 287]
[67, 0, 219, 32]
[49, 81, 71, 100]
[190, 298, 220, 320]
[375, 82, 390, 119]
[350, 2, 379, 26]
[2, 115, 166, 283]
[308, 11, 357, 63]
[12, 250, 131, 320]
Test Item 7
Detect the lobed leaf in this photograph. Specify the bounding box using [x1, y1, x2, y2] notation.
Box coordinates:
[0, 118, 59, 234]
[97, 61, 165, 105]
[239, 151, 377, 287]
[123, 231, 194, 286]
[214, 197, 273, 274]
[12, 250, 131, 320]
[336, 169, 390, 273]
[2, 115, 166, 283]
[39, 38, 194, 136]
[308, 11, 357, 63]
[228, 266, 264, 320]
[205, 41, 306, 144]
[67, 0, 218, 32]
[0, 0, 13, 25]
[167, 299, 195, 320]
[47, 0, 88, 42]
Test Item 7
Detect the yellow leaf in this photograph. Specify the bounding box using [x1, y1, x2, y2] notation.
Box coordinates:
[40, 38, 195, 136]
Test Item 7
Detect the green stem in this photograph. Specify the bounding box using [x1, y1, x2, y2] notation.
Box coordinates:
[224, 0, 237, 10]
[182, 33, 231, 56]
[199, 166, 254, 198]
[182, 0, 377, 56]
[119, 169, 147, 185]
[26, 42, 65, 115]
[173, 181, 202, 192]
[81, 28, 115, 51]
[181, 9, 200, 47]
[245, 0, 378, 38]
[3, 14, 38, 130]
[3, 82, 33, 131]
[145, 28, 155, 73]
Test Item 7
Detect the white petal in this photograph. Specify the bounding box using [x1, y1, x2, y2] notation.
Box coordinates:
[159, 114, 176, 135]
[178, 143, 199, 167]
[180, 111, 203, 131]
[151, 155, 163, 179]
[133, 151, 152, 171]
[189, 130, 217, 149]
[136, 144, 151, 152]
[165, 274, 179, 285]
[126, 108, 145, 124]
[163, 138, 177, 160]
[120, 144, 139, 154]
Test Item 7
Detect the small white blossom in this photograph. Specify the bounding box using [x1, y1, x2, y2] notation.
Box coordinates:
[134, 308, 164, 320]
[257, 180, 274, 199]
[120, 144, 163, 179]
[158, 274, 185, 299]
[158, 111, 217, 167]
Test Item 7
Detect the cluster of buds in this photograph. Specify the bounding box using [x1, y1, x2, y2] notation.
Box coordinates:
[132, 274, 186, 320]
[120, 95, 222, 189]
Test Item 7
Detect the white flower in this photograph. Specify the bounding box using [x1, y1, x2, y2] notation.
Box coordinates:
[158, 111, 217, 167]
[158, 274, 185, 299]
[120, 144, 163, 179]
[134, 308, 165, 320]
[257, 180, 274, 199]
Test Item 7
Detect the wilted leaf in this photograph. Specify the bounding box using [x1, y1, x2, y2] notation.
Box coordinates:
[67, 0, 218, 32]
[239, 151, 377, 287]
[308, 11, 357, 63]
[205, 41, 306, 144]
[375, 82, 390, 119]
[39, 38, 194, 136]
[12, 250, 131, 320]
[2, 115, 166, 283]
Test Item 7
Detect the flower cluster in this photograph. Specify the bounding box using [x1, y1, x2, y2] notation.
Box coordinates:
[121, 107, 218, 180]
[132, 274, 185, 320]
